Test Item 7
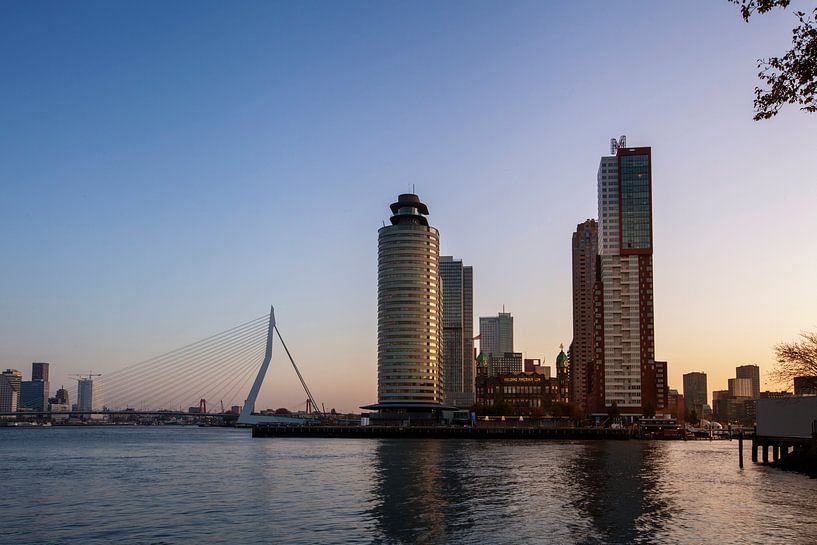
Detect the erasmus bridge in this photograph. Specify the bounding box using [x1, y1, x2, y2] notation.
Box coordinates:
[6, 307, 322, 424]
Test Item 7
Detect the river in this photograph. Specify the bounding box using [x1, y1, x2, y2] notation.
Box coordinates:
[1, 427, 815, 544]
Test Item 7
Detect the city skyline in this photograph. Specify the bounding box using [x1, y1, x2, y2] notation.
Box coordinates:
[2, 2, 817, 413]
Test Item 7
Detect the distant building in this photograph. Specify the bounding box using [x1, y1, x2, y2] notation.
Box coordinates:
[654, 361, 668, 413]
[54, 386, 70, 406]
[440, 256, 474, 408]
[760, 390, 793, 399]
[0, 369, 23, 414]
[475, 372, 555, 416]
[32, 362, 50, 382]
[488, 352, 523, 376]
[555, 346, 570, 403]
[571, 219, 598, 413]
[729, 377, 754, 399]
[19, 380, 48, 412]
[524, 358, 551, 378]
[76, 378, 103, 417]
[735, 364, 760, 399]
[683, 372, 708, 417]
[479, 312, 513, 358]
[712, 390, 729, 421]
[793, 376, 817, 396]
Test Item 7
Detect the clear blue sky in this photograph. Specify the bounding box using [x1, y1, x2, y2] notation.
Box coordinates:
[2, 1, 816, 411]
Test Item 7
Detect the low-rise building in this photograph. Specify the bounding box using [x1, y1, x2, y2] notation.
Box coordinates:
[475, 372, 556, 416]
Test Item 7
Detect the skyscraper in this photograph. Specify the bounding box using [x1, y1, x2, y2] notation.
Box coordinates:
[0, 369, 23, 414]
[593, 139, 657, 416]
[683, 372, 708, 417]
[373, 193, 443, 408]
[571, 219, 598, 412]
[479, 311, 513, 358]
[32, 362, 49, 382]
[735, 364, 760, 399]
[440, 256, 474, 408]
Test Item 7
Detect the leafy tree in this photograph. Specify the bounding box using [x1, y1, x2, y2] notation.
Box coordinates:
[730, 0, 817, 119]
[772, 330, 817, 389]
[687, 408, 699, 425]
[643, 402, 656, 418]
[274, 407, 291, 415]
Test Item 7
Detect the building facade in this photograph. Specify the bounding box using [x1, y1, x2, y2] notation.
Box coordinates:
[592, 142, 657, 415]
[440, 256, 474, 408]
[735, 364, 760, 399]
[488, 352, 523, 376]
[32, 362, 50, 382]
[0, 369, 23, 414]
[19, 380, 48, 412]
[683, 372, 708, 417]
[729, 377, 754, 398]
[794, 376, 817, 396]
[475, 372, 555, 416]
[654, 361, 668, 413]
[571, 219, 598, 413]
[375, 193, 444, 407]
[479, 312, 513, 358]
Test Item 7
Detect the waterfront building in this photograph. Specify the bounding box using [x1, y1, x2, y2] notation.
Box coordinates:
[729, 377, 753, 398]
[591, 140, 658, 417]
[76, 378, 103, 417]
[793, 376, 817, 396]
[655, 361, 668, 413]
[19, 380, 49, 412]
[712, 389, 729, 421]
[475, 372, 555, 416]
[0, 369, 23, 414]
[54, 385, 70, 406]
[32, 362, 50, 382]
[571, 219, 598, 413]
[488, 352, 523, 376]
[479, 311, 513, 358]
[683, 372, 707, 417]
[735, 364, 760, 399]
[440, 256, 475, 408]
[362, 193, 445, 422]
[555, 345, 570, 403]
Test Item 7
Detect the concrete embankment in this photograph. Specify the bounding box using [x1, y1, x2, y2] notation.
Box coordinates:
[252, 425, 630, 440]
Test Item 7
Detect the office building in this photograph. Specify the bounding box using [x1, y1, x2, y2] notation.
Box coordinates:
[794, 376, 817, 396]
[591, 139, 657, 416]
[735, 364, 760, 399]
[440, 256, 474, 408]
[364, 193, 444, 418]
[571, 219, 598, 412]
[683, 372, 708, 417]
[76, 378, 103, 415]
[32, 362, 50, 382]
[0, 369, 23, 414]
[19, 380, 48, 412]
[479, 311, 513, 358]
[712, 389, 729, 421]
[488, 352, 523, 376]
[555, 345, 570, 403]
[654, 361, 668, 413]
[53, 386, 70, 406]
[729, 377, 754, 399]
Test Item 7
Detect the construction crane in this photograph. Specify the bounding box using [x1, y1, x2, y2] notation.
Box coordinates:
[70, 371, 102, 381]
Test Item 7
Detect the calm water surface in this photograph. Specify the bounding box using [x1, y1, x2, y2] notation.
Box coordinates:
[1, 427, 815, 544]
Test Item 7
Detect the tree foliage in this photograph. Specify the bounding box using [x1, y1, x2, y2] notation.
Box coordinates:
[731, 0, 817, 119]
[772, 330, 817, 387]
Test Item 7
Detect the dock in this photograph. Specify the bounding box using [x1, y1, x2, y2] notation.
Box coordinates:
[252, 425, 631, 440]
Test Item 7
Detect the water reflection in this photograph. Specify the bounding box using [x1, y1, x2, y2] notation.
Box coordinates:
[369, 439, 475, 544]
[568, 442, 674, 544]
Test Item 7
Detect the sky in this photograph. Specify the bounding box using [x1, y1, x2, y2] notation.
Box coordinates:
[2, 1, 816, 412]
